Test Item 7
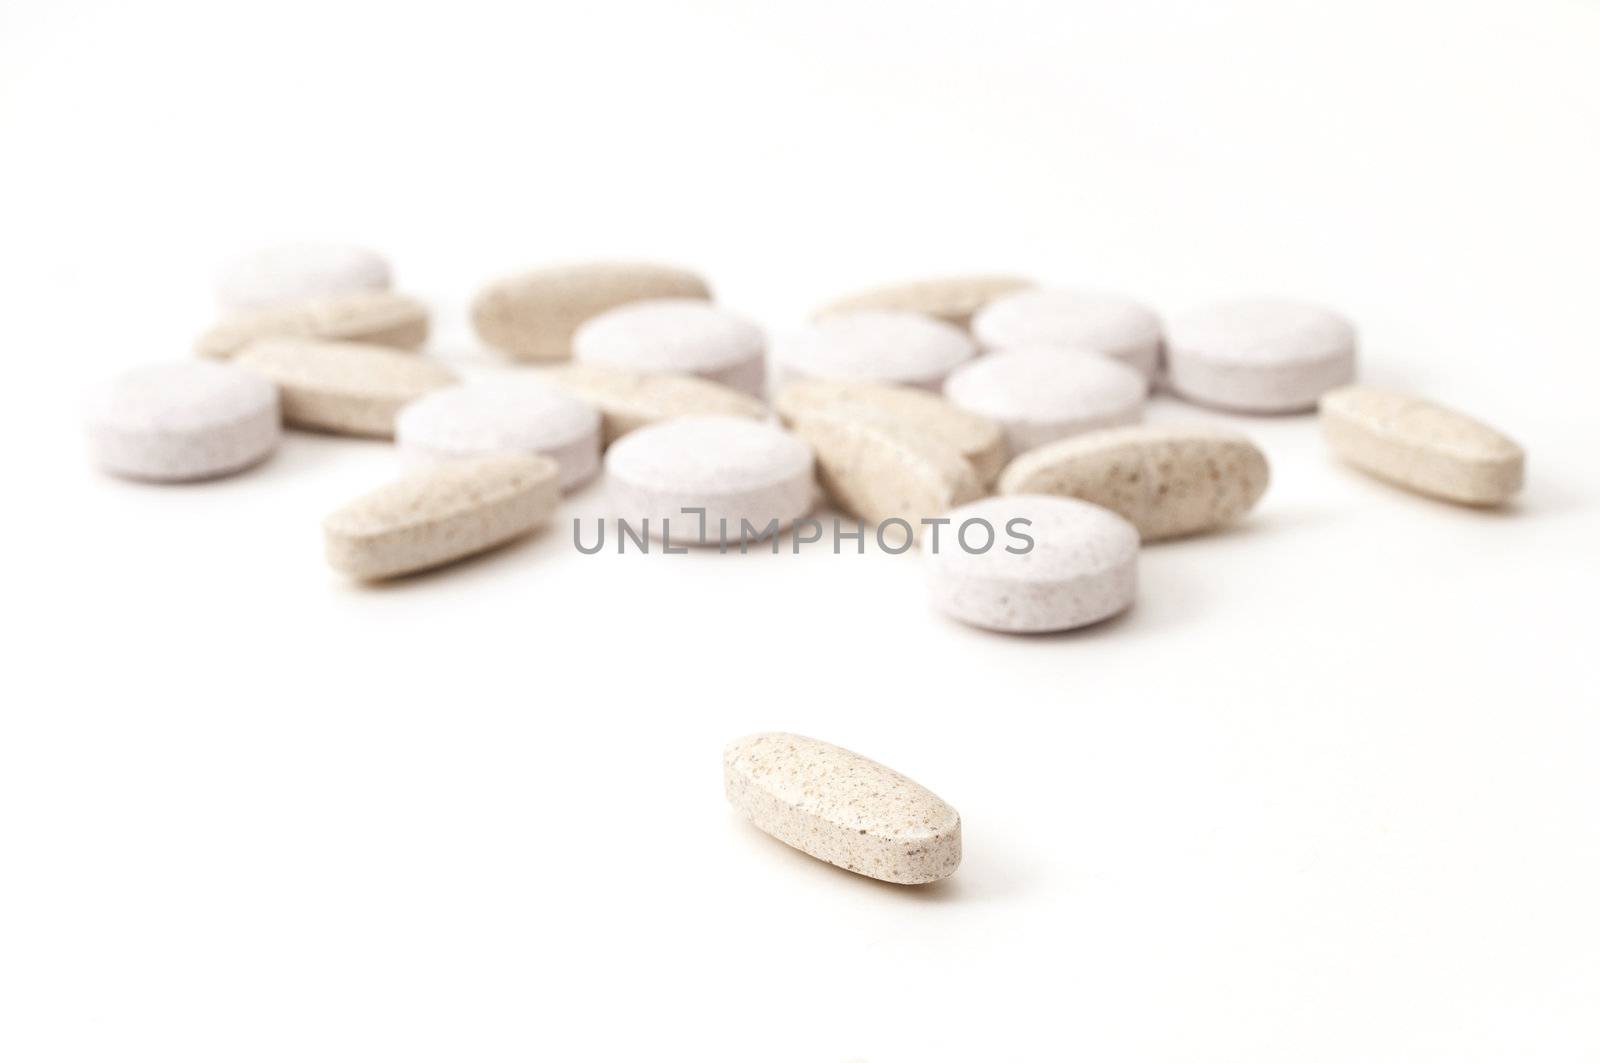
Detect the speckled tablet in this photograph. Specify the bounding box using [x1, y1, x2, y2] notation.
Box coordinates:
[814, 274, 1033, 330]
[396, 378, 602, 491]
[788, 413, 981, 532]
[572, 298, 766, 396]
[971, 288, 1164, 381]
[771, 310, 976, 391]
[724, 732, 961, 885]
[1165, 298, 1356, 413]
[234, 339, 457, 438]
[942, 347, 1145, 455]
[216, 243, 391, 312]
[541, 363, 770, 446]
[196, 291, 428, 360]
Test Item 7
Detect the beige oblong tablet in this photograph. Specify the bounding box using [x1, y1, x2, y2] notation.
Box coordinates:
[774, 378, 1007, 487]
[1319, 386, 1524, 505]
[999, 424, 1270, 541]
[542, 363, 769, 446]
[197, 291, 429, 360]
[789, 413, 981, 531]
[235, 339, 458, 438]
[813, 274, 1034, 330]
[724, 732, 961, 885]
[471, 261, 711, 363]
[324, 453, 560, 580]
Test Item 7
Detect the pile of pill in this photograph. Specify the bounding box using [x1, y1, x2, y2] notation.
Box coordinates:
[83, 243, 1530, 886]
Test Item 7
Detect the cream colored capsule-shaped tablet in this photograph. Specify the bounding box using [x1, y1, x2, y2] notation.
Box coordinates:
[235, 339, 458, 438]
[1319, 386, 1524, 505]
[324, 453, 560, 580]
[541, 363, 769, 445]
[789, 413, 982, 531]
[197, 291, 429, 360]
[774, 378, 1007, 487]
[471, 261, 711, 363]
[999, 425, 1270, 541]
[813, 274, 1034, 330]
[724, 732, 961, 885]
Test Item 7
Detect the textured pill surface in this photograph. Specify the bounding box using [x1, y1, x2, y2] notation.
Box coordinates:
[572, 298, 766, 397]
[943, 347, 1145, 455]
[234, 339, 458, 438]
[971, 288, 1164, 381]
[396, 378, 602, 491]
[813, 274, 1034, 330]
[771, 310, 977, 391]
[789, 413, 981, 531]
[999, 424, 1269, 541]
[196, 290, 429, 360]
[471, 261, 711, 363]
[724, 732, 961, 885]
[775, 378, 1007, 487]
[541, 363, 769, 445]
[604, 415, 814, 544]
[1320, 385, 1524, 505]
[924, 494, 1139, 633]
[216, 243, 391, 312]
[324, 453, 560, 580]
[85, 361, 281, 482]
[1165, 298, 1356, 413]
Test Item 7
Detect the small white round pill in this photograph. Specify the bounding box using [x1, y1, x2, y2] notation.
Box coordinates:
[771, 311, 976, 391]
[942, 347, 1145, 455]
[923, 495, 1139, 634]
[971, 288, 1164, 381]
[85, 361, 281, 482]
[1165, 298, 1356, 413]
[216, 243, 391, 313]
[604, 415, 815, 544]
[395, 379, 602, 491]
[572, 298, 766, 397]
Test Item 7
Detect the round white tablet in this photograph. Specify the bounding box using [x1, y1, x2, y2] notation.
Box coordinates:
[971, 288, 1164, 381]
[216, 243, 392, 313]
[1165, 298, 1356, 413]
[571, 298, 767, 397]
[771, 310, 976, 391]
[942, 347, 1145, 455]
[395, 378, 602, 491]
[923, 495, 1139, 633]
[85, 361, 281, 482]
[604, 416, 815, 545]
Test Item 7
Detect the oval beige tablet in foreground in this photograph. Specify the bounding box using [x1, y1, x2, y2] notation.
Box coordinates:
[813, 274, 1033, 330]
[196, 291, 429, 360]
[775, 378, 1007, 487]
[472, 261, 711, 363]
[235, 339, 458, 438]
[324, 453, 560, 580]
[789, 414, 981, 531]
[541, 363, 769, 445]
[999, 425, 1270, 541]
[724, 732, 961, 885]
[1319, 386, 1524, 505]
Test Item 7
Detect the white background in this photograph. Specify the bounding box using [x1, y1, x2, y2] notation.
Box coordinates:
[3, 1, 1598, 1060]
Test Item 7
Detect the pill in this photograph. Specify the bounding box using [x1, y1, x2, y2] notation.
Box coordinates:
[787, 413, 981, 532]
[998, 424, 1269, 541]
[541, 363, 769, 446]
[774, 378, 1007, 487]
[472, 261, 711, 363]
[942, 347, 1145, 455]
[770, 310, 976, 391]
[1165, 298, 1356, 413]
[216, 243, 391, 312]
[923, 494, 1139, 633]
[971, 288, 1164, 381]
[570, 297, 766, 397]
[813, 274, 1034, 330]
[1319, 386, 1524, 505]
[604, 415, 814, 544]
[395, 378, 602, 491]
[324, 453, 560, 580]
[196, 291, 429, 361]
[723, 732, 961, 885]
[85, 361, 281, 482]
[234, 339, 458, 438]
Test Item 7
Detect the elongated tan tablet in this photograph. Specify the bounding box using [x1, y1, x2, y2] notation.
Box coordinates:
[216, 243, 391, 312]
[943, 347, 1146, 455]
[395, 379, 602, 490]
[1319, 386, 1524, 505]
[541, 363, 769, 445]
[324, 453, 560, 580]
[724, 732, 961, 885]
[999, 425, 1269, 541]
[572, 298, 766, 396]
[971, 288, 1164, 381]
[788, 413, 981, 531]
[196, 291, 429, 360]
[1165, 299, 1355, 413]
[774, 378, 1007, 487]
[771, 310, 977, 390]
[472, 261, 711, 363]
[813, 274, 1034, 330]
[234, 339, 457, 438]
